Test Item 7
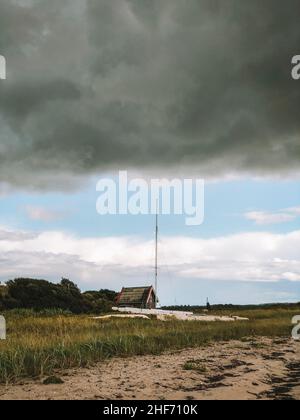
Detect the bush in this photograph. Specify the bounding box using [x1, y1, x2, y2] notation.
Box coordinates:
[0, 278, 116, 314]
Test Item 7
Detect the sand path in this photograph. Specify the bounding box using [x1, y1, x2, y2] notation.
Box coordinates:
[0, 337, 299, 400]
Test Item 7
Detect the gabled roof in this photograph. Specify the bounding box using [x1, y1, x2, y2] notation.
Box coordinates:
[116, 286, 155, 307]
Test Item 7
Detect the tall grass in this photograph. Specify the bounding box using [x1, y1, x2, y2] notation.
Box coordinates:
[0, 308, 298, 383]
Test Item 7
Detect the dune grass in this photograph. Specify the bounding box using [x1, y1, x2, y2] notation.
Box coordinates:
[0, 308, 298, 383]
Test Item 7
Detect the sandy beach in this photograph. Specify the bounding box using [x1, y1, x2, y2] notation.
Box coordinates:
[0, 337, 299, 401]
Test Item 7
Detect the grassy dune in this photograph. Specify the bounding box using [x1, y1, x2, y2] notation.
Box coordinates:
[0, 308, 298, 383]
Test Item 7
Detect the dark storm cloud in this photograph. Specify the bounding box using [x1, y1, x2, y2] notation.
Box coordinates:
[0, 0, 299, 189]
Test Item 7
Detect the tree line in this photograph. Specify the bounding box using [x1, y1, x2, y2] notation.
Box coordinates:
[0, 278, 117, 314]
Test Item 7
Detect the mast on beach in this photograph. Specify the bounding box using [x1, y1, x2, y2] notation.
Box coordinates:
[155, 204, 158, 308]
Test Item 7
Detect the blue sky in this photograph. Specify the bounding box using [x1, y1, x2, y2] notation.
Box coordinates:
[2, 177, 300, 238]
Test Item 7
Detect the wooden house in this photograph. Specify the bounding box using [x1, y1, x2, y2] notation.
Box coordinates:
[116, 286, 157, 309]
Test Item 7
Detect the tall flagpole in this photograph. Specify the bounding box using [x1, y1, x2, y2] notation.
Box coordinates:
[155, 203, 158, 308]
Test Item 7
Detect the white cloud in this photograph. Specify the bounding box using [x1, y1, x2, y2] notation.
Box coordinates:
[0, 228, 300, 290]
[286, 207, 300, 216]
[282, 272, 300, 282]
[245, 206, 300, 225]
[0, 228, 37, 241]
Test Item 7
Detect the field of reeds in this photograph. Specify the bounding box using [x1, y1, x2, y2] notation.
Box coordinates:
[0, 307, 298, 383]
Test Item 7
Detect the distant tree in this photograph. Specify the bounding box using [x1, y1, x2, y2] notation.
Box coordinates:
[60, 278, 81, 294]
[83, 289, 117, 302]
[82, 289, 117, 313]
[5, 278, 85, 313]
[1, 278, 116, 314]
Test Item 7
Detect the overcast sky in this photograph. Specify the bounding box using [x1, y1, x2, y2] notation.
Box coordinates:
[0, 1, 299, 304]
